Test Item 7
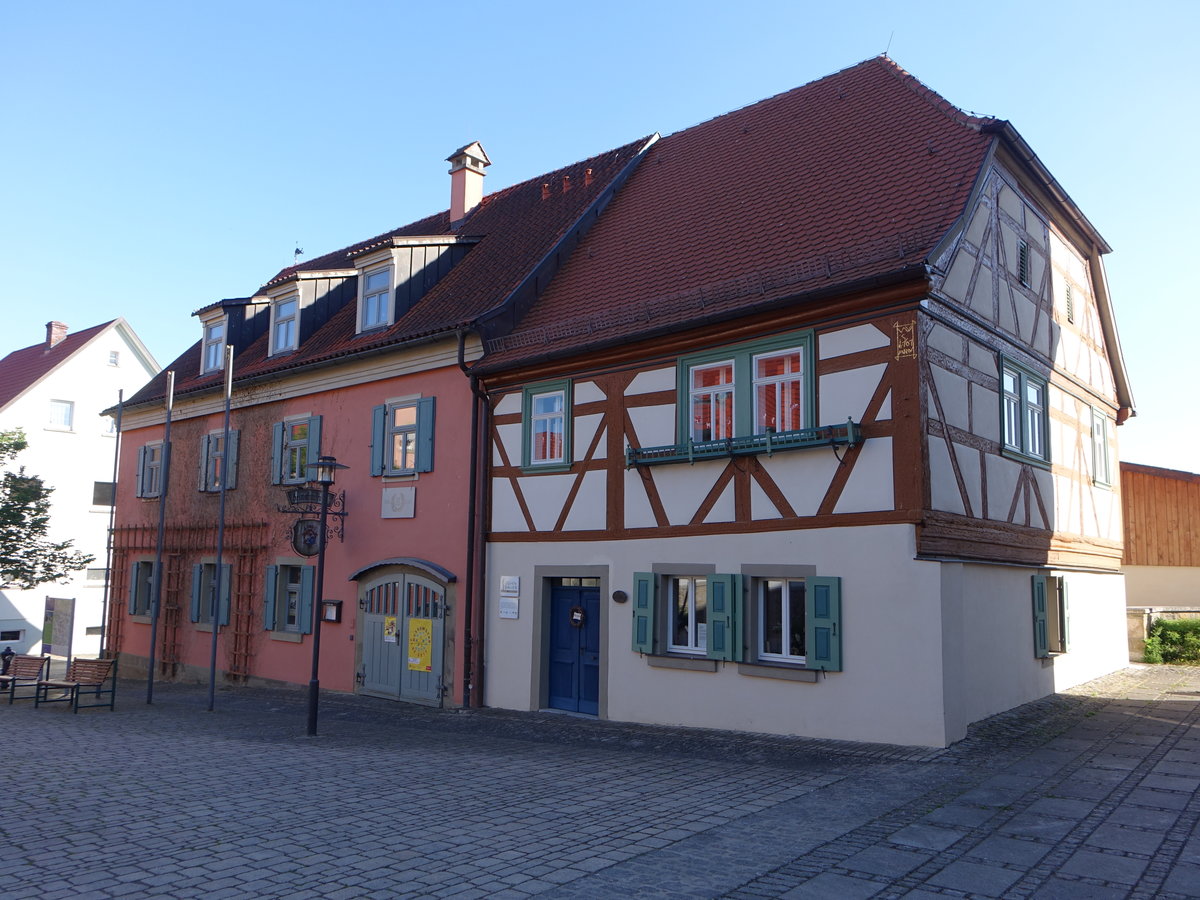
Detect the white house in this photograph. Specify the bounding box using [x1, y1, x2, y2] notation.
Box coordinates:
[0, 319, 158, 659]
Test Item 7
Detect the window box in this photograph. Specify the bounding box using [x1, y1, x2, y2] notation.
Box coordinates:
[627, 419, 861, 467]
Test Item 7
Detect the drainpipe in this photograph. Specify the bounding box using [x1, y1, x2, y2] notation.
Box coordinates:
[457, 330, 489, 708]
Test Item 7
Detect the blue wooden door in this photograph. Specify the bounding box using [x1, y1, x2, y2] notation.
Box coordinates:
[548, 583, 600, 715]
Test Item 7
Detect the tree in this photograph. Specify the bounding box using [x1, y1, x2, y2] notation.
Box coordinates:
[0, 429, 94, 590]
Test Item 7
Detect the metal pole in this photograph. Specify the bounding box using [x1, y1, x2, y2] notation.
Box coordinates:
[146, 371, 174, 704]
[98, 390, 123, 658]
[306, 481, 331, 736]
[207, 346, 234, 711]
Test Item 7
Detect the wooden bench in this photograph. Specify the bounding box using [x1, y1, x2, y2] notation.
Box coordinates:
[0, 654, 50, 703]
[35, 657, 117, 712]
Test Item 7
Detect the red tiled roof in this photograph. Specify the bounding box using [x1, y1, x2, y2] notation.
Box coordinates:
[482, 56, 996, 366]
[0, 320, 116, 411]
[128, 138, 652, 407]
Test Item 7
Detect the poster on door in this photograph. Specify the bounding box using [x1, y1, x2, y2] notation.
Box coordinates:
[383, 616, 397, 643]
[407, 618, 433, 671]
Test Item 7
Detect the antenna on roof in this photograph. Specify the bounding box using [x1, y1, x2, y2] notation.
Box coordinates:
[884, 30, 894, 56]
[294, 244, 304, 264]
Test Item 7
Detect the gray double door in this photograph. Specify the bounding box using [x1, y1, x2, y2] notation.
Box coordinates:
[360, 573, 444, 706]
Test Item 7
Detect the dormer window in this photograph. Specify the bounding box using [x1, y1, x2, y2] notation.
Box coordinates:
[271, 294, 299, 354]
[201, 318, 226, 373]
[359, 267, 393, 332]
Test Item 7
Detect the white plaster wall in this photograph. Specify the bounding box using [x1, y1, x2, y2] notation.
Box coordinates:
[627, 367, 675, 395]
[819, 364, 885, 424]
[0, 325, 157, 657]
[757, 451, 841, 517]
[818, 323, 889, 358]
[563, 470, 606, 532]
[627, 405, 674, 449]
[485, 524, 965, 747]
[834, 436, 894, 514]
[657, 459, 727, 525]
[1124, 566, 1200, 608]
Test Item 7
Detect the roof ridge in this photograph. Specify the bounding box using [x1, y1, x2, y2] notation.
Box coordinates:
[873, 54, 997, 131]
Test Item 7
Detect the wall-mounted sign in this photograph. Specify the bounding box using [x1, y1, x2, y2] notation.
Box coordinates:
[292, 519, 322, 556]
[381, 486, 416, 519]
[408, 618, 433, 671]
[498, 575, 519, 620]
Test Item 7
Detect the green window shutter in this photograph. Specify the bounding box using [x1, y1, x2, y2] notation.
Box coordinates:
[706, 574, 743, 661]
[1032, 574, 1050, 658]
[307, 416, 322, 467]
[806, 576, 842, 671]
[270, 423, 284, 485]
[198, 437, 210, 491]
[190, 564, 203, 622]
[1058, 577, 1069, 653]
[298, 566, 316, 635]
[263, 566, 278, 630]
[370, 405, 387, 476]
[416, 397, 436, 473]
[631, 572, 657, 654]
[219, 564, 232, 627]
[135, 446, 146, 497]
[128, 561, 140, 615]
[226, 430, 239, 490]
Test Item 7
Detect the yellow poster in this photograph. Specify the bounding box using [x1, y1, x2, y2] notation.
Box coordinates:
[383, 616, 397, 643]
[408, 618, 433, 671]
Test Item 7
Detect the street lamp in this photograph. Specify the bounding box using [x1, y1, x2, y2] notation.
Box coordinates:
[306, 454, 347, 736]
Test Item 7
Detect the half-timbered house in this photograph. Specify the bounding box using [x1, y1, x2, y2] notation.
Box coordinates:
[476, 58, 1134, 747]
[109, 138, 653, 706]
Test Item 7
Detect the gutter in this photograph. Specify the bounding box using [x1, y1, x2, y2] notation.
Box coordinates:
[457, 329, 489, 708]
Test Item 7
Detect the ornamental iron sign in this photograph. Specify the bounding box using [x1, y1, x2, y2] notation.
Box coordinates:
[292, 518, 323, 557]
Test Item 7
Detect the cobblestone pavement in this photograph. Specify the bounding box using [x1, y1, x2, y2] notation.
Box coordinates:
[2, 665, 1198, 899]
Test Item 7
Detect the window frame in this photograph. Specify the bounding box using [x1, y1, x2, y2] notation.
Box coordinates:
[756, 577, 807, 664]
[264, 563, 314, 634]
[1017, 239, 1031, 287]
[676, 330, 815, 444]
[136, 441, 165, 498]
[198, 429, 239, 492]
[108, 350, 120, 367]
[358, 265, 393, 332]
[48, 399, 74, 431]
[127, 560, 156, 617]
[667, 575, 709, 655]
[201, 317, 226, 374]
[269, 293, 299, 355]
[1032, 574, 1069, 657]
[370, 398, 435, 476]
[190, 562, 231, 626]
[1091, 408, 1112, 487]
[999, 356, 1051, 467]
[271, 416, 321, 486]
[521, 380, 572, 471]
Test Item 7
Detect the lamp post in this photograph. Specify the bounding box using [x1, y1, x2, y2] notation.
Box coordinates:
[306, 454, 346, 737]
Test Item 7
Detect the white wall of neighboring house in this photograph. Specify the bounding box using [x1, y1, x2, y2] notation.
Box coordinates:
[0, 323, 158, 660]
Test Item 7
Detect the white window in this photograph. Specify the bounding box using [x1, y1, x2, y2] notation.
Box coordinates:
[48, 399, 74, 430]
[271, 295, 299, 354]
[528, 389, 566, 465]
[136, 442, 164, 498]
[753, 349, 804, 434]
[689, 361, 734, 441]
[1001, 361, 1049, 463]
[1091, 409, 1112, 486]
[202, 319, 226, 373]
[272, 417, 321, 485]
[668, 575, 708, 654]
[759, 578, 806, 663]
[370, 399, 435, 476]
[108, 350, 120, 367]
[360, 267, 392, 331]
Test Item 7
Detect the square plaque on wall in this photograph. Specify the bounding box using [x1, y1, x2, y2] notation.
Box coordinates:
[381, 486, 416, 518]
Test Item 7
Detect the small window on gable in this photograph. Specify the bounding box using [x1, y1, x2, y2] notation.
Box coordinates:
[370, 398, 435, 476]
[271, 417, 321, 485]
[108, 350, 120, 367]
[48, 399, 74, 431]
[270, 294, 299, 355]
[136, 442, 165, 498]
[1091, 409, 1112, 487]
[359, 267, 393, 332]
[201, 318, 226, 373]
[1064, 283, 1075, 324]
[522, 382, 571, 469]
[199, 430, 240, 492]
[1017, 240, 1031, 287]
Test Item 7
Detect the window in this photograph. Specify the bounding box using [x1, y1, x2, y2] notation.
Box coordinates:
[270, 294, 299, 354]
[1091, 409, 1112, 486]
[522, 381, 572, 469]
[1064, 283, 1075, 325]
[92, 481, 115, 506]
[264, 564, 314, 634]
[1032, 574, 1068, 657]
[632, 571, 842, 670]
[201, 319, 226, 373]
[109, 350, 120, 367]
[48, 399, 74, 431]
[370, 399, 434, 476]
[1017, 239, 1030, 287]
[199, 430, 239, 491]
[678, 331, 814, 445]
[136, 442, 165, 498]
[127, 561, 156, 616]
[271, 417, 321, 485]
[1000, 359, 1049, 464]
[1, 629, 24, 642]
[190, 563, 231, 625]
[359, 267, 392, 331]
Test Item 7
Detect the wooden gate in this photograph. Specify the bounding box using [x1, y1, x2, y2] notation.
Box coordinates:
[360, 574, 444, 706]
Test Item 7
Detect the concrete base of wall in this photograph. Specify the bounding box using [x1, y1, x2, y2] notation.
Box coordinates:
[115, 652, 307, 694]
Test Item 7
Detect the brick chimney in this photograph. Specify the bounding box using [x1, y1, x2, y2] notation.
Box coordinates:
[446, 142, 491, 229]
[46, 321, 68, 348]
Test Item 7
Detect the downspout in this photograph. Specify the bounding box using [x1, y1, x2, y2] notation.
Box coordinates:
[457, 329, 489, 708]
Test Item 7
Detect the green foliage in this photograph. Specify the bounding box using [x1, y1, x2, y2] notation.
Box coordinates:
[0, 429, 94, 590]
[1146, 618, 1200, 665]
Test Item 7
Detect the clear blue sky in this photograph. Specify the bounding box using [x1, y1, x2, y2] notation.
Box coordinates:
[2, 1, 1195, 471]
